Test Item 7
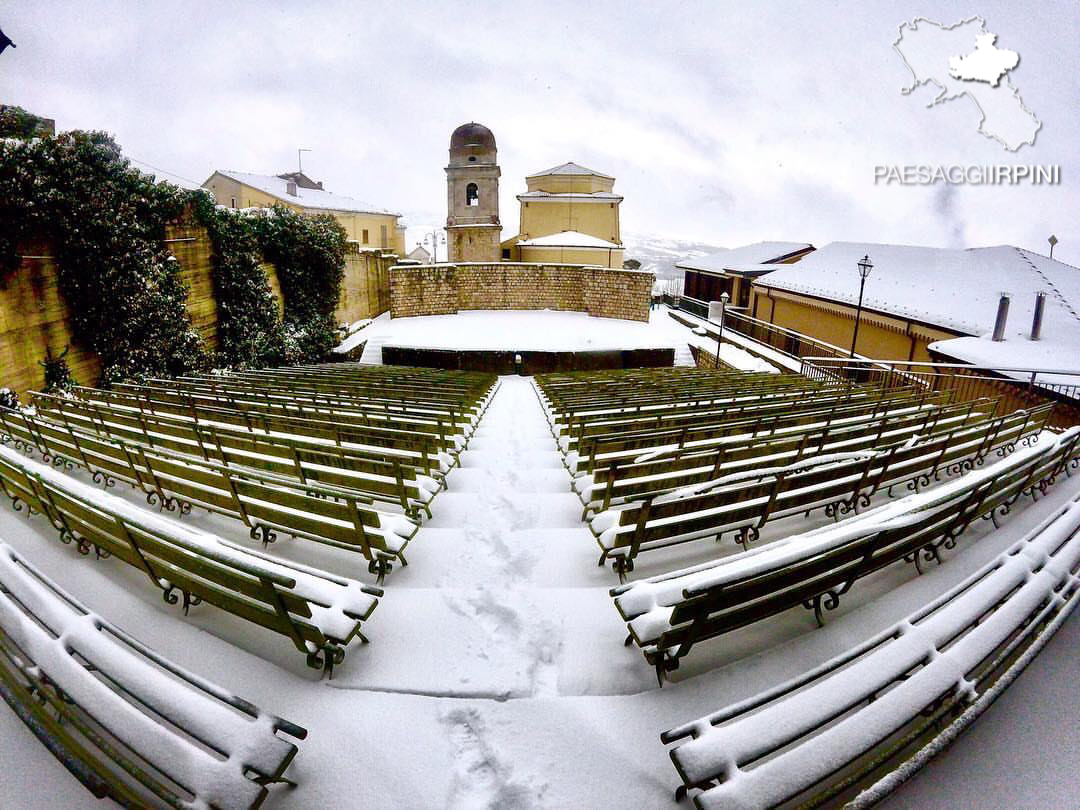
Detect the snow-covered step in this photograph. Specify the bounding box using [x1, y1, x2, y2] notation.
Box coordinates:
[674, 342, 696, 367]
[358, 333, 388, 365]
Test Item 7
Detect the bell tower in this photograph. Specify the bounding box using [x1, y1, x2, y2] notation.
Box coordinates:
[446, 122, 501, 263]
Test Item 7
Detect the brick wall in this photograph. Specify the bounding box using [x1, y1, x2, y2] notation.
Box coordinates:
[390, 262, 653, 322]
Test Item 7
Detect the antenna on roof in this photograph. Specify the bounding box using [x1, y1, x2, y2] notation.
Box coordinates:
[298, 148, 311, 174]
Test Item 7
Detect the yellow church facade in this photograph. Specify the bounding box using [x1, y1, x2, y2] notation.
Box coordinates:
[501, 162, 625, 268]
[202, 170, 406, 255]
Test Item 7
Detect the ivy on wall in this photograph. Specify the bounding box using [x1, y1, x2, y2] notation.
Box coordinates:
[0, 124, 351, 388]
[0, 130, 207, 385]
[252, 204, 347, 362]
[190, 193, 286, 369]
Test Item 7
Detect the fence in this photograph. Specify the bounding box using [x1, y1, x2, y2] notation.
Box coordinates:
[801, 357, 1080, 428]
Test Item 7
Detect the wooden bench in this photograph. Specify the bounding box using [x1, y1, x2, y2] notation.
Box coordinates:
[659, 481, 1080, 808]
[69, 386, 468, 461]
[0, 541, 308, 809]
[0, 444, 382, 676]
[0, 409, 418, 580]
[576, 399, 992, 514]
[561, 389, 952, 470]
[123, 378, 481, 444]
[591, 407, 1050, 578]
[24, 394, 445, 514]
[612, 426, 1080, 683]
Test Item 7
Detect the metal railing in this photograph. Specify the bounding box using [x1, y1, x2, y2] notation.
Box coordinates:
[801, 357, 1080, 427]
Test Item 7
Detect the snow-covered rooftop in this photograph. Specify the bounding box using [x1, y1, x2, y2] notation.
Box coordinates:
[527, 161, 613, 179]
[517, 190, 622, 201]
[675, 241, 814, 274]
[755, 242, 1080, 380]
[211, 170, 400, 216]
[518, 231, 621, 249]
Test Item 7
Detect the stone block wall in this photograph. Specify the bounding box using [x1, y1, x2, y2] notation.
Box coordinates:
[1, 214, 394, 399]
[390, 262, 653, 322]
[334, 245, 395, 326]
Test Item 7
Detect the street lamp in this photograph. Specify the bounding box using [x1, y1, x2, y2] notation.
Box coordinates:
[418, 230, 446, 263]
[1048, 234, 1058, 259]
[714, 291, 730, 369]
[849, 254, 873, 359]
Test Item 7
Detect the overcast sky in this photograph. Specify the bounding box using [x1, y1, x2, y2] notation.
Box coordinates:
[2, 1, 1078, 264]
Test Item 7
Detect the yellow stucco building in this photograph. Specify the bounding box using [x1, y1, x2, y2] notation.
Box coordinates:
[202, 170, 406, 255]
[501, 162, 625, 268]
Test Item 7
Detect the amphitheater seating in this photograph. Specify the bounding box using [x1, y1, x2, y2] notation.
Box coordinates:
[25, 393, 445, 518]
[0, 444, 381, 676]
[592, 407, 1050, 577]
[612, 427, 1080, 682]
[0, 541, 308, 809]
[575, 398, 995, 514]
[660, 482, 1080, 809]
[0, 408, 418, 579]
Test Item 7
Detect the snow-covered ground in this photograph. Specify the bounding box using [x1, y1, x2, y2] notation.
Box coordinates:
[0, 377, 1076, 808]
[339, 306, 774, 374]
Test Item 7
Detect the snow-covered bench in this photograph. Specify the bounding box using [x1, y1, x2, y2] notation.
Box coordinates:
[116, 380, 477, 450]
[613, 427, 1079, 684]
[0, 541, 308, 809]
[591, 408, 1049, 579]
[541, 375, 845, 440]
[69, 384, 469, 460]
[24, 394, 447, 513]
[203, 363, 497, 419]
[576, 399, 990, 514]
[0, 445, 382, 676]
[164, 369, 495, 420]
[561, 388, 951, 472]
[660, 475, 1080, 809]
[0, 410, 419, 580]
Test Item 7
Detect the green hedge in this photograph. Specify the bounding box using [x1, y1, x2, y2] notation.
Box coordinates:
[0, 127, 350, 386]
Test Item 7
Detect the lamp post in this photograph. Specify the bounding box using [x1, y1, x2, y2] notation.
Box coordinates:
[1049, 234, 1058, 259]
[715, 291, 729, 369]
[418, 230, 446, 263]
[849, 254, 873, 359]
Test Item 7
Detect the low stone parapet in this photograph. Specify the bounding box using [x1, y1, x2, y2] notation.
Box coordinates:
[389, 262, 653, 322]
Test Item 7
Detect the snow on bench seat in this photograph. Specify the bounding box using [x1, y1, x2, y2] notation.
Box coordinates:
[612, 428, 1079, 676]
[661, 485, 1080, 809]
[0, 444, 382, 674]
[0, 541, 307, 809]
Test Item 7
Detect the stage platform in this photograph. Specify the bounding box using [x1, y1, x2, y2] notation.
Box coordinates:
[340, 310, 682, 373]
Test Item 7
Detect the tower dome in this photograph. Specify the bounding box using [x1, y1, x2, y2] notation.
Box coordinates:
[449, 122, 496, 166]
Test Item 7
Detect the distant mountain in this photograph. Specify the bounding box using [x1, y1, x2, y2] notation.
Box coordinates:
[620, 232, 722, 280]
[402, 215, 721, 282]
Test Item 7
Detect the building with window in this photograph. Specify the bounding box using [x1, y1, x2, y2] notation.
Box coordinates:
[501, 162, 625, 268]
[677, 241, 814, 309]
[445, 122, 502, 263]
[201, 170, 405, 254]
[747, 241, 1080, 373]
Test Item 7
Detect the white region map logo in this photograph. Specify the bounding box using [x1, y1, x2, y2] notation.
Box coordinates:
[893, 16, 1040, 151]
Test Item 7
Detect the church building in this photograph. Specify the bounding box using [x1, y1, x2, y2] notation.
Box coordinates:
[502, 161, 624, 268]
[443, 122, 625, 268]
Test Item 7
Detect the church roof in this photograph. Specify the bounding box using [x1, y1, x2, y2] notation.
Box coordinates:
[517, 190, 622, 201]
[518, 230, 621, 249]
[527, 161, 614, 180]
[208, 170, 400, 216]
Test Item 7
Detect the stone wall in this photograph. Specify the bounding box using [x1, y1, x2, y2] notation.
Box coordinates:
[0, 241, 102, 398]
[390, 262, 653, 322]
[335, 244, 395, 326]
[0, 215, 394, 399]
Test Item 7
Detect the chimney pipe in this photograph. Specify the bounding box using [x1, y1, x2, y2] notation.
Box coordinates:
[1030, 291, 1046, 340]
[992, 294, 1010, 341]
